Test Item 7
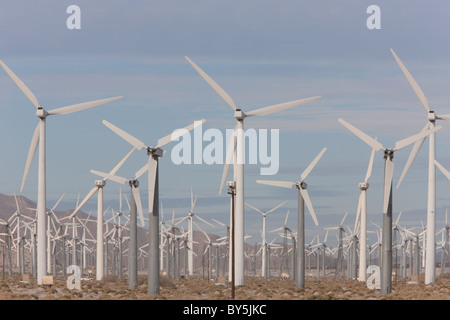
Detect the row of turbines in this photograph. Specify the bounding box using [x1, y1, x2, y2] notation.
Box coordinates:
[1, 47, 449, 295]
[1, 186, 448, 287]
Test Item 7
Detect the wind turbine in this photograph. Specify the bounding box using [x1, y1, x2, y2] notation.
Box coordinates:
[0, 59, 123, 284]
[67, 147, 135, 280]
[257, 147, 326, 288]
[102, 118, 205, 294]
[245, 200, 287, 278]
[186, 56, 321, 286]
[270, 209, 294, 276]
[176, 188, 214, 277]
[353, 142, 375, 282]
[338, 117, 441, 294]
[390, 49, 450, 284]
[90, 163, 147, 287]
[325, 211, 349, 279]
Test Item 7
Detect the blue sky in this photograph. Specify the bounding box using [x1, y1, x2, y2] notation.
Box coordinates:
[1, 1, 450, 248]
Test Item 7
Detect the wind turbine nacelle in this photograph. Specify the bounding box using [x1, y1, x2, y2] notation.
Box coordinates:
[227, 181, 236, 188]
[129, 180, 139, 188]
[234, 109, 246, 120]
[428, 111, 436, 122]
[36, 108, 48, 119]
[297, 181, 307, 189]
[151, 148, 164, 158]
[95, 180, 106, 187]
[359, 182, 369, 190]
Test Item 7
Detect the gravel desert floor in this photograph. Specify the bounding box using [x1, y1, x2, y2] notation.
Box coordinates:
[0, 272, 448, 301]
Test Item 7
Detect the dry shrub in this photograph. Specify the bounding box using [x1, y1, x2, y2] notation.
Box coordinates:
[102, 275, 119, 283]
[160, 277, 177, 289]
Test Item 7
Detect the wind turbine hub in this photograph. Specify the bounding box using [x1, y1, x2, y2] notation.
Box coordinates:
[234, 109, 246, 120]
[95, 180, 106, 188]
[428, 111, 436, 122]
[129, 179, 139, 188]
[36, 108, 48, 119]
[384, 149, 394, 161]
[359, 182, 369, 190]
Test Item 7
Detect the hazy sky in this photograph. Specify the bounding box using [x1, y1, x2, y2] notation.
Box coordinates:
[1, 1, 450, 247]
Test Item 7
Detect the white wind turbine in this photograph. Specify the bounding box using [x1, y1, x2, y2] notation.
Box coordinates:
[257, 147, 326, 288]
[338, 118, 441, 294]
[325, 211, 349, 279]
[186, 56, 321, 286]
[390, 49, 450, 284]
[353, 144, 375, 282]
[270, 209, 294, 276]
[102, 118, 205, 294]
[245, 200, 288, 278]
[90, 163, 147, 287]
[67, 147, 135, 280]
[0, 59, 123, 284]
[176, 188, 214, 277]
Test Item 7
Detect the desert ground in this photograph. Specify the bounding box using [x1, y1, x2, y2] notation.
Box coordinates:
[0, 272, 448, 300]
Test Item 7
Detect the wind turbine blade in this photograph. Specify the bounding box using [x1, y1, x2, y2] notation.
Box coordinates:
[256, 180, 295, 189]
[193, 196, 198, 211]
[14, 193, 20, 212]
[299, 188, 319, 226]
[211, 218, 226, 228]
[245, 202, 265, 215]
[124, 193, 131, 212]
[147, 157, 158, 215]
[69, 186, 98, 219]
[190, 187, 194, 212]
[219, 123, 237, 194]
[435, 160, 450, 180]
[135, 163, 149, 180]
[300, 147, 327, 181]
[47, 96, 122, 115]
[270, 227, 283, 233]
[365, 146, 376, 183]
[396, 124, 428, 189]
[20, 122, 40, 192]
[436, 114, 450, 121]
[390, 49, 430, 112]
[196, 214, 214, 228]
[338, 118, 384, 151]
[395, 211, 403, 226]
[324, 229, 329, 243]
[132, 187, 145, 227]
[90, 169, 127, 184]
[340, 211, 349, 226]
[245, 96, 321, 117]
[284, 210, 290, 225]
[109, 147, 135, 177]
[51, 193, 65, 211]
[202, 229, 211, 243]
[185, 56, 237, 111]
[383, 158, 394, 214]
[266, 200, 288, 214]
[102, 120, 147, 150]
[155, 119, 205, 149]
[394, 125, 441, 151]
[0, 59, 40, 108]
